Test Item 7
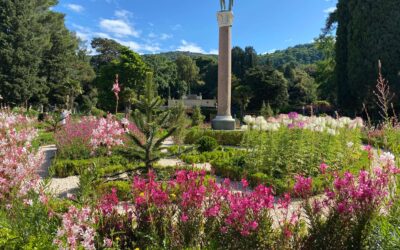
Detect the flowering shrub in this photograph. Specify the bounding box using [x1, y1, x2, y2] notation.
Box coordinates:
[55, 116, 98, 159]
[55, 115, 132, 159]
[302, 151, 399, 249]
[90, 115, 125, 155]
[0, 112, 42, 200]
[242, 113, 364, 133]
[54, 206, 96, 250]
[241, 114, 364, 191]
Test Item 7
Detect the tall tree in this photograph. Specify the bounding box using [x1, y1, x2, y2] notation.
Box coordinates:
[90, 38, 125, 72]
[175, 55, 200, 95]
[0, 0, 54, 106]
[243, 46, 258, 71]
[143, 55, 177, 98]
[96, 47, 148, 111]
[331, 0, 400, 116]
[284, 64, 318, 108]
[244, 66, 289, 111]
[232, 46, 245, 79]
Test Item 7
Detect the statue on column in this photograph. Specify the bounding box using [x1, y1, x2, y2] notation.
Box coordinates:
[220, 0, 234, 11]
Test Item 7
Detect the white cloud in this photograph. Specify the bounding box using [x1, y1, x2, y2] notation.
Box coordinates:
[99, 19, 139, 37]
[75, 31, 90, 41]
[208, 49, 218, 55]
[160, 33, 173, 40]
[115, 9, 133, 20]
[115, 39, 161, 54]
[65, 4, 84, 13]
[177, 40, 204, 53]
[148, 32, 157, 38]
[324, 7, 336, 14]
[171, 24, 182, 31]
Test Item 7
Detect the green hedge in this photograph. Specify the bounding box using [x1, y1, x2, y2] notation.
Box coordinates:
[96, 180, 131, 200]
[50, 155, 137, 178]
[184, 128, 245, 146]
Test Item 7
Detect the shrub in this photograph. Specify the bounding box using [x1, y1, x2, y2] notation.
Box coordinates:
[196, 136, 219, 153]
[31, 131, 55, 149]
[50, 155, 135, 178]
[96, 181, 131, 200]
[184, 128, 245, 146]
[192, 105, 205, 126]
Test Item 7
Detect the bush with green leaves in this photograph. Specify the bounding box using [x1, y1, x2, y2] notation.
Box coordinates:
[196, 136, 219, 153]
[50, 155, 137, 177]
[185, 128, 245, 146]
[191, 105, 205, 126]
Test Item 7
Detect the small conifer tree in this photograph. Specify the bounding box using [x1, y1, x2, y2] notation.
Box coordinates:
[128, 72, 184, 170]
[191, 105, 205, 127]
[260, 101, 274, 118]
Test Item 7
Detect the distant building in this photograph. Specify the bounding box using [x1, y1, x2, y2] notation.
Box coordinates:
[168, 94, 217, 110]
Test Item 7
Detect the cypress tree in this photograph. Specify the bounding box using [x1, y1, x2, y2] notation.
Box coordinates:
[335, 0, 400, 116]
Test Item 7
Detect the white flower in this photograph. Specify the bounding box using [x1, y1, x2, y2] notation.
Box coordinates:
[380, 152, 395, 167]
[347, 142, 354, 148]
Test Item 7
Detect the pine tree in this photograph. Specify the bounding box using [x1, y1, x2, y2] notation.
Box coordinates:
[128, 72, 184, 170]
[260, 101, 274, 118]
[192, 105, 205, 127]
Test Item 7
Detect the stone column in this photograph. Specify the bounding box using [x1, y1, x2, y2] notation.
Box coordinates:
[212, 11, 235, 130]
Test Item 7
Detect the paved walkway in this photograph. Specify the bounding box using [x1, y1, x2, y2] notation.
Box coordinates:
[38, 145, 79, 198]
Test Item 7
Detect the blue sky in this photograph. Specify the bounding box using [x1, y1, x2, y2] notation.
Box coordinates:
[54, 0, 337, 55]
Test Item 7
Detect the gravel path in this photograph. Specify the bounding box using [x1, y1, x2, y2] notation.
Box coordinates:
[38, 145, 79, 198]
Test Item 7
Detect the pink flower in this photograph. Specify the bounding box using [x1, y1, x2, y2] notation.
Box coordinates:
[180, 213, 189, 222]
[241, 179, 249, 189]
[288, 112, 299, 120]
[103, 238, 113, 247]
[319, 163, 329, 174]
[293, 175, 312, 197]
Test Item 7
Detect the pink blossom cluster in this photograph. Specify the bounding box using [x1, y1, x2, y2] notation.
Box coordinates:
[54, 206, 96, 250]
[56, 115, 140, 155]
[0, 112, 42, 200]
[131, 170, 275, 237]
[90, 115, 125, 154]
[55, 116, 98, 150]
[314, 155, 399, 216]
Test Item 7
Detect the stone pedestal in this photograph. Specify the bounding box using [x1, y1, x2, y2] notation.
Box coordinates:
[212, 11, 235, 131]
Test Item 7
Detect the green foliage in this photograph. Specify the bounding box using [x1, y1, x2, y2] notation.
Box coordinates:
[363, 199, 400, 249]
[50, 155, 136, 178]
[260, 101, 274, 118]
[171, 102, 191, 144]
[0, 1, 95, 109]
[181, 147, 242, 164]
[284, 64, 318, 108]
[0, 193, 59, 249]
[96, 47, 148, 111]
[244, 65, 289, 111]
[333, 0, 400, 115]
[259, 43, 324, 67]
[191, 105, 205, 127]
[243, 127, 363, 179]
[196, 136, 219, 153]
[175, 55, 200, 95]
[31, 131, 55, 150]
[127, 72, 185, 170]
[96, 181, 131, 200]
[184, 128, 245, 146]
[143, 54, 178, 98]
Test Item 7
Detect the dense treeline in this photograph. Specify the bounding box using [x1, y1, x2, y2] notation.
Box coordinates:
[1, 0, 398, 120]
[0, 0, 95, 111]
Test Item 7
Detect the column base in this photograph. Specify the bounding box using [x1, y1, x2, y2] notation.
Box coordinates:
[212, 116, 236, 130]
